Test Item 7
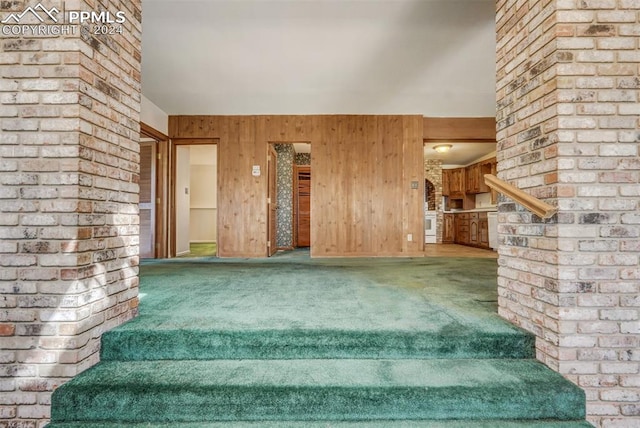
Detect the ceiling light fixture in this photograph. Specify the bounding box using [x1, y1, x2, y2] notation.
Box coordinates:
[433, 144, 452, 154]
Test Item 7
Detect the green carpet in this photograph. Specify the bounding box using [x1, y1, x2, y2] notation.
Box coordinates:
[50, 252, 589, 426]
[179, 242, 217, 257]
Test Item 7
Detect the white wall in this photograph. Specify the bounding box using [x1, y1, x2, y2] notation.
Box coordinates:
[140, 94, 168, 135]
[175, 146, 191, 255]
[189, 145, 217, 243]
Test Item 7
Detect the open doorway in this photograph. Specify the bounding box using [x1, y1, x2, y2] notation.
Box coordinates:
[269, 142, 311, 255]
[139, 123, 169, 259]
[173, 143, 218, 257]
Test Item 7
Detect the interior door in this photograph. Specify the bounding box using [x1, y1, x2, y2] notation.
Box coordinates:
[139, 142, 155, 258]
[267, 146, 278, 256]
[297, 166, 311, 247]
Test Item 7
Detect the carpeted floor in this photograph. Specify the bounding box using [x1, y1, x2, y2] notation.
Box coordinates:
[50, 252, 589, 427]
[179, 242, 217, 257]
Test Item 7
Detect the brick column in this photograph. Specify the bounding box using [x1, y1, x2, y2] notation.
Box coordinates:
[496, 0, 639, 426]
[0, 1, 141, 425]
[424, 159, 443, 243]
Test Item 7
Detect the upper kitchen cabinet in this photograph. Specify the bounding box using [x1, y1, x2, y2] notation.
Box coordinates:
[465, 157, 496, 194]
[442, 168, 450, 196]
[447, 168, 465, 199]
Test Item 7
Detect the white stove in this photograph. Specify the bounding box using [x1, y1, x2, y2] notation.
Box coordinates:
[425, 211, 437, 244]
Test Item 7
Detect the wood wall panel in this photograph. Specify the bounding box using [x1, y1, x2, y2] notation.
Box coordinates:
[423, 117, 496, 141]
[169, 114, 425, 257]
[403, 115, 426, 254]
[216, 117, 268, 257]
[311, 115, 424, 257]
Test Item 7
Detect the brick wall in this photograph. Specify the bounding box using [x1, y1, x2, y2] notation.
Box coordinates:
[0, 0, 142, 425]
[424, 159, 443, 243]
[496, 0, 639, 426]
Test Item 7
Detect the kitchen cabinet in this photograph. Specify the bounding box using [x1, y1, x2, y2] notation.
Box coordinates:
[449, 211, 492, 249]
[466, 158, 494, 194]
[469, 213, 479, 246]
[479, 212, 489, 248]
[443, 213, 455, 243]
[455, 213, 470, 245]
[442, 169, 450, 196]
[448, 168, 465, 199]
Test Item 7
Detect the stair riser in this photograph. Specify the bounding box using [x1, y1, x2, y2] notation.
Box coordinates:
[101, 331, 535, 361]
[52, 386, 585, 423]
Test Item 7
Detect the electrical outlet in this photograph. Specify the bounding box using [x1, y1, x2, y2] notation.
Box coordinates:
[407, 234, 413, 242]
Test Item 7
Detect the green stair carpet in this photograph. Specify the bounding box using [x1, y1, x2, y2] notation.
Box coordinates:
[50, 255, 589, 426]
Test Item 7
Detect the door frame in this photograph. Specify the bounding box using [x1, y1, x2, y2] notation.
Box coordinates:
[169, 138, 219, 258]
[140, 122, 169, 258]
[267, 145, 278, 256]
[294, 165, 311, 248]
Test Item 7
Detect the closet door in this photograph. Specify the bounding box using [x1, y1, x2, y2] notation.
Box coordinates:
[296, 167, 311, 247]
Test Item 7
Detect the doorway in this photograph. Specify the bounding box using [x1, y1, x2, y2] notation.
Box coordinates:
[139, 123, 169, 259]
[269, 142, 311, 254]
[173, 142, 218, 257]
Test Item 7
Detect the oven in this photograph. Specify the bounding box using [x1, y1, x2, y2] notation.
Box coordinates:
[425, 211, 437, 244]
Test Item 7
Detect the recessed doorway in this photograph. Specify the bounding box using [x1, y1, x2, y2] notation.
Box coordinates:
[173, 142, 218, 257]
[269, 142, 311, 254]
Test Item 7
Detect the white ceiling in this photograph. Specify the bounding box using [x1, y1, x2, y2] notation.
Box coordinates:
[141, 0, 496, 117]
[424, 142, 495, 167]
[141, 0, 497, 164]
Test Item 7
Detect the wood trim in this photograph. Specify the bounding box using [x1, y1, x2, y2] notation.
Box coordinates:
[139, 122, 170, 259]
[155, 138, 169, 258]
[484, 174, 558, 219]
[141, 122, 168, 141]
[172, 138, 219, 146]
[423, 117, 496, 141]
[169, 138, 220, 258]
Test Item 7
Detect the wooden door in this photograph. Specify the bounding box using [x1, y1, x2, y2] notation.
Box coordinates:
[296, 166, 311, 247]
[139, 142, 155, 258]
[443, 213, 455, 243]
[267, 146, 278, 256]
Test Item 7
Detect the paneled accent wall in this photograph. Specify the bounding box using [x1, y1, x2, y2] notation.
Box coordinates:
[496, 0, 640, 426]
[169, 115, 425, 257]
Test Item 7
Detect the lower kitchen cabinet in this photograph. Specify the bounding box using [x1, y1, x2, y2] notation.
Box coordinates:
[443, 214, 455, 243]
[454, 213, 470, 245]
[448, 211, 492, 250]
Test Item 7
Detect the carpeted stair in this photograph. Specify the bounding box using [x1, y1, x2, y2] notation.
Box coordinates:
[50, 257, 589, 427]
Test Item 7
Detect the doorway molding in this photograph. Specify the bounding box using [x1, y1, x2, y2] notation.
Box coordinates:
[140, 122, 169, 258]
[169, 138, 220, 257]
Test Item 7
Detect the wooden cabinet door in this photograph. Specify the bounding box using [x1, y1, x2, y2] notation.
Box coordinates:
[469, 213, 479, 246]
[465, 164, 478, 194]
[443, 213, 455, 243]
[442, 170, 450, 196]
[479, 213, 489, 248]
[449, 168, 465, 198]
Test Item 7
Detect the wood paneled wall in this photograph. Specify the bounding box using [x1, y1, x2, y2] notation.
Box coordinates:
[169, 115, 425, 257]
[423, 117, 496, 141]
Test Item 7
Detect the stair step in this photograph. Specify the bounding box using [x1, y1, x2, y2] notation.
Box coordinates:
[51, 359, 585, 424]
[47, 420, 594, 428]
[101, 327, 535, 361]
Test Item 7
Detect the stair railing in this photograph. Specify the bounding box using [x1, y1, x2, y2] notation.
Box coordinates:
[484, 174, 558, 219]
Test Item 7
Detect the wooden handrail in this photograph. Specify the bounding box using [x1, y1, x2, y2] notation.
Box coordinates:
[484, 174, 558, 219]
